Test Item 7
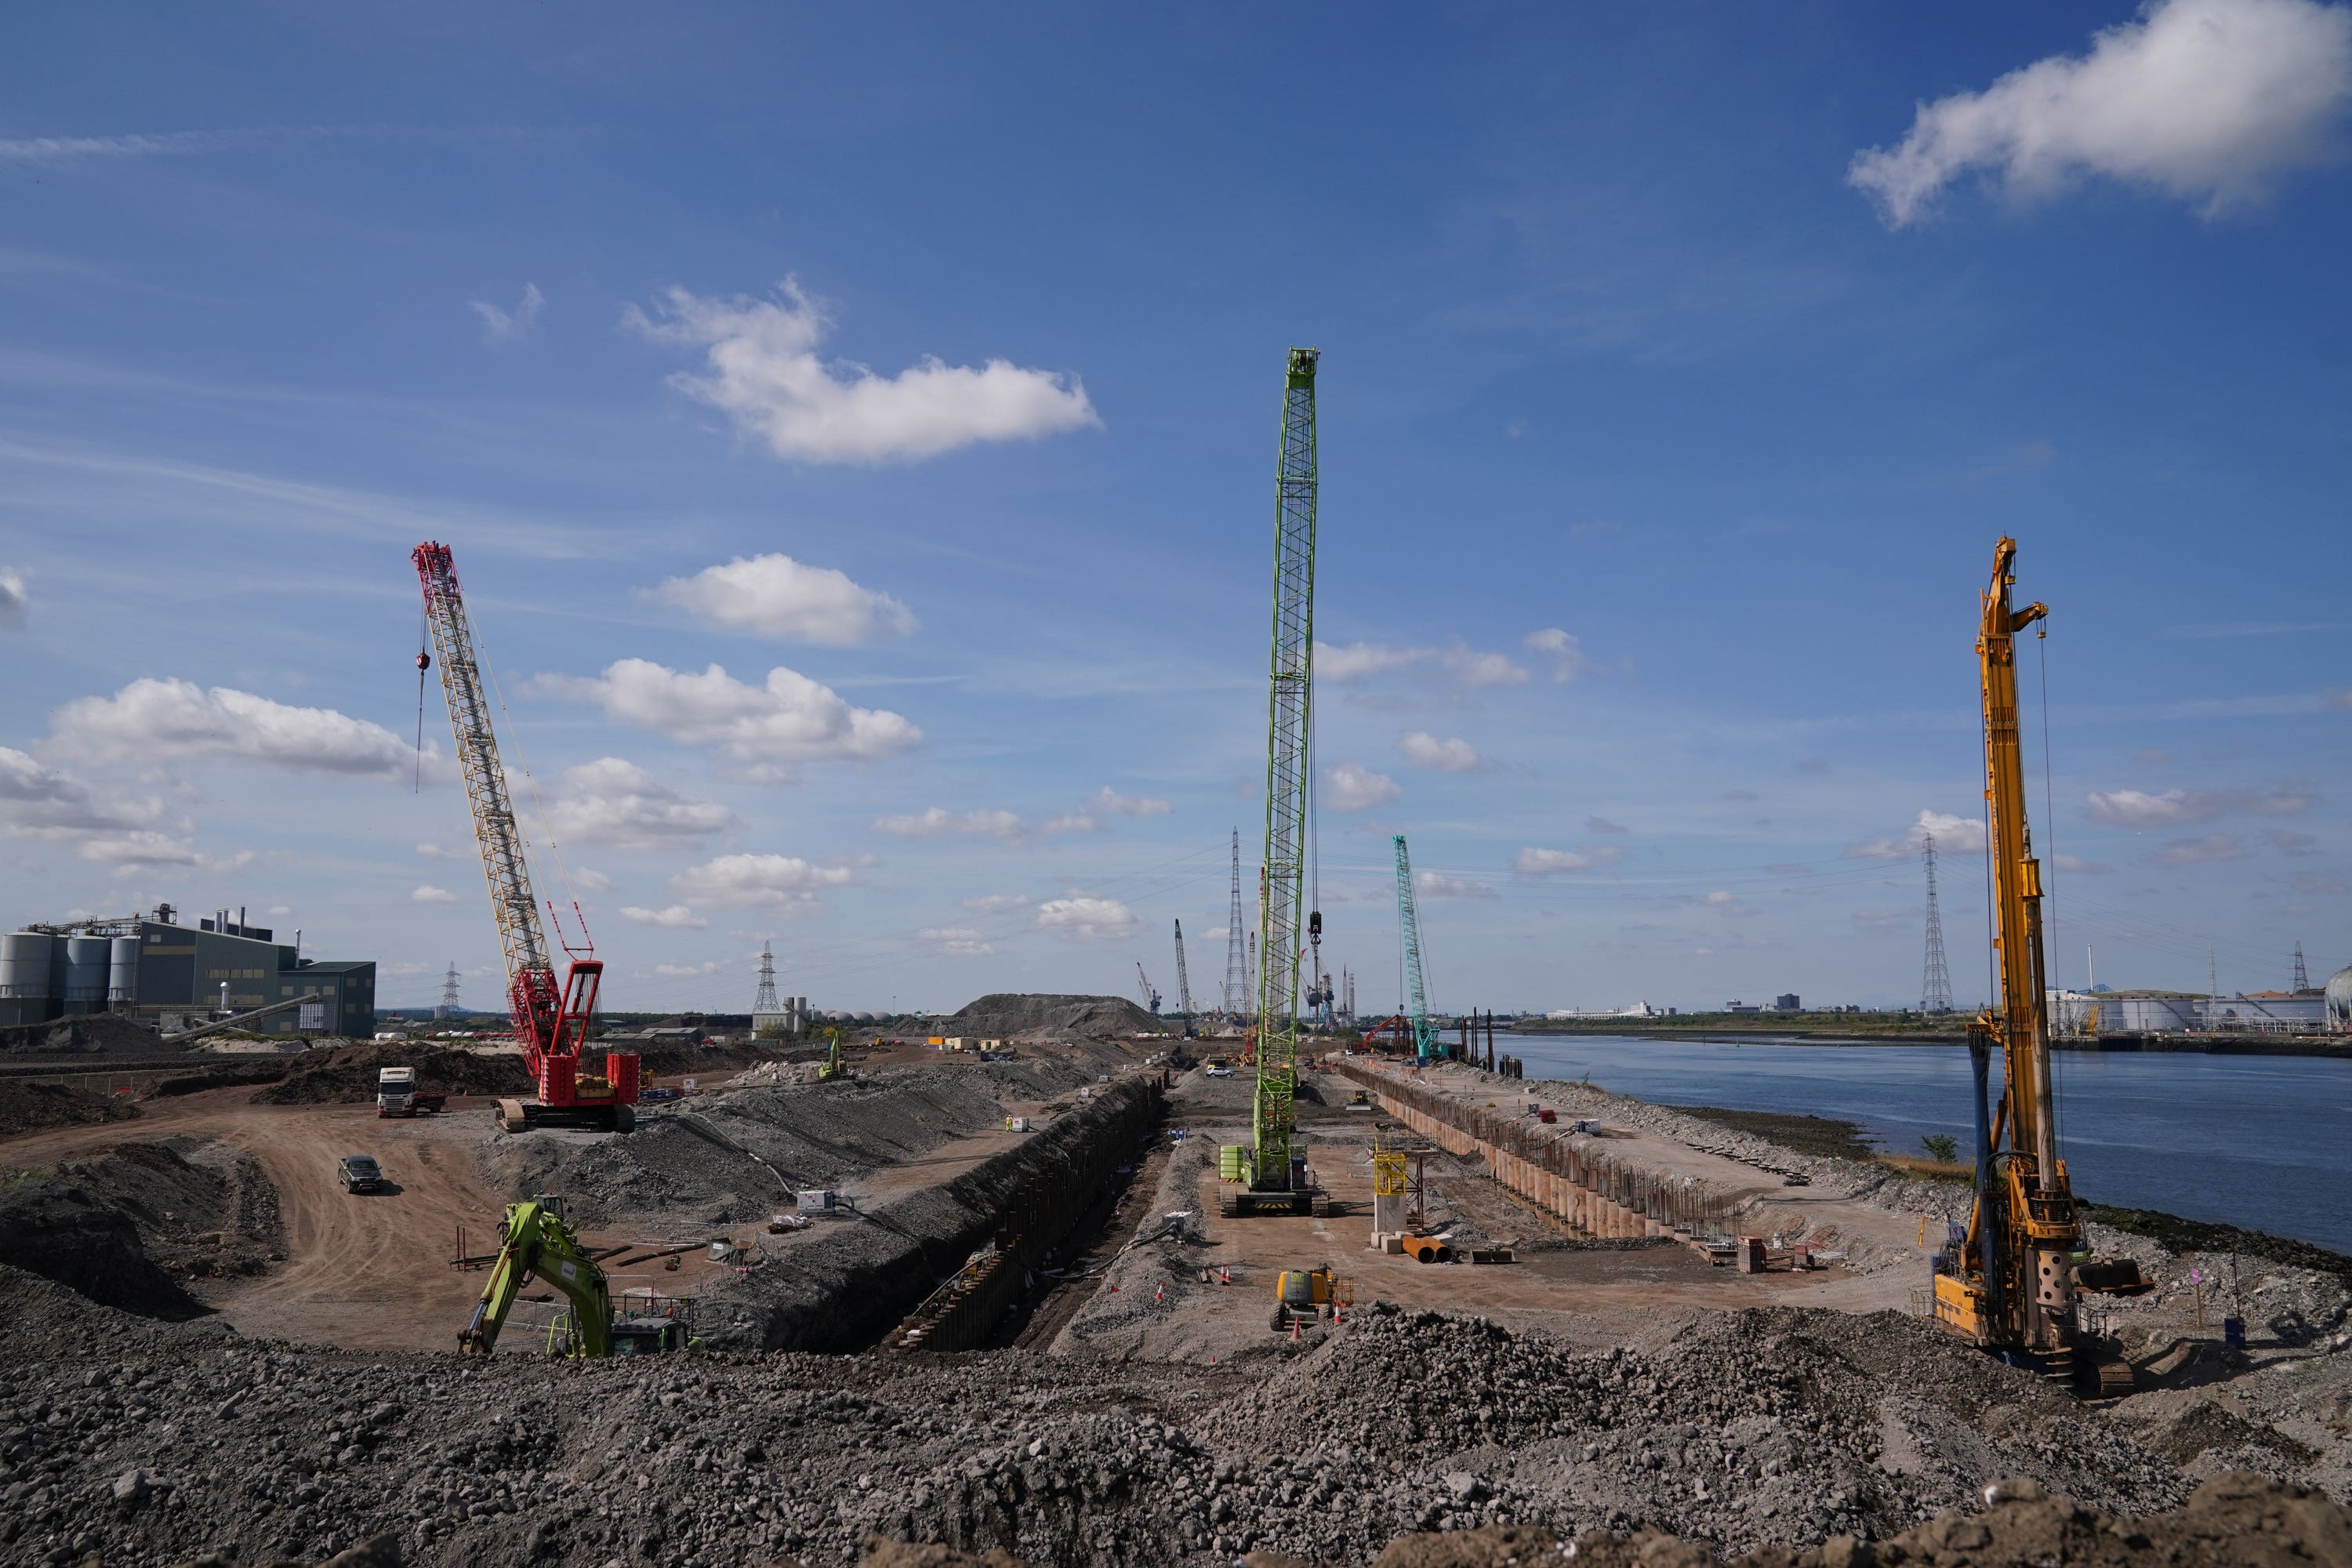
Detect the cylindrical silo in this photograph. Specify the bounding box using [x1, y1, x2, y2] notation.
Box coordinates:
[108, 936, 141, 1007]
[1, 932, 56, 1025]
[62, 936, 110, 1014]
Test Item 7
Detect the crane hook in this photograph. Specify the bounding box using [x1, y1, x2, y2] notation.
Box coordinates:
[416, 650, 431, 671]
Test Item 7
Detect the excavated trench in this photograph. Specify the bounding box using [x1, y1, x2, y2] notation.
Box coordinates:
[700, 1073, 1165, 1353]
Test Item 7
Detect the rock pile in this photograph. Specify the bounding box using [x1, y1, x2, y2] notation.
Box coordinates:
[0, 1139, 282, 1314]
[932, 994, 1160, 1040]
[249, 1044, 531, 1105]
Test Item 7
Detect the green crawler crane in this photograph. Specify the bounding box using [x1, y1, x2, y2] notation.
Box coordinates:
[1222, 347, 1330, 1220]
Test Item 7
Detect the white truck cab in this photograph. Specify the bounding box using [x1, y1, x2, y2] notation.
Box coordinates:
[377, 1065, 417, 1117]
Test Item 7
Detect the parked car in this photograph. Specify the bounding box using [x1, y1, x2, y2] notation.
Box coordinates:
[337, 1154, 385, 1193]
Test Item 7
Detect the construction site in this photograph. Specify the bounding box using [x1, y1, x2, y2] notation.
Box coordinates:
[3, 353, 2349, 1568]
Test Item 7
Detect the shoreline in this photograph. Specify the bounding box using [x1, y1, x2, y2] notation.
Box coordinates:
[1620, 1097, 2352, 1279]
[1512, 1022, 2352, 1058]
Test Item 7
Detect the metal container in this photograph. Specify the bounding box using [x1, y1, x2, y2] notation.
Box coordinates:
[796, 1189, 835, 1213]
[61, 936, 109, 1011]
[0, 931, 54, 999]
[107, 936, 141, 1005]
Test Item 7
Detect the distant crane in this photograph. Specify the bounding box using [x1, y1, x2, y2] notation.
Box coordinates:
[1172, 919, 1196, 1023]
[1392, 834, 1440, 1060]
[1135, 961, 1162, 1016]
[1224, 347, 1327, 1219]
[413, 542, 639, 1134]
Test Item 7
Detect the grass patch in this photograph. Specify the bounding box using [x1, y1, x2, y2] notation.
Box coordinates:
[2079, 1203, 2352, 1286]
[1661, 1105, 1878, 1162]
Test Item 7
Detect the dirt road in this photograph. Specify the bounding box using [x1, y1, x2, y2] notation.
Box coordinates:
[0, 1088, 732, 1351]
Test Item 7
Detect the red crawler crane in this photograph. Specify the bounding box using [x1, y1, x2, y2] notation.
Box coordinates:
[413, 542, 640, 1133]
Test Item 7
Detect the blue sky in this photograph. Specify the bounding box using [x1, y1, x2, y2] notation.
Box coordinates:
[3, 2, 2348, 1016]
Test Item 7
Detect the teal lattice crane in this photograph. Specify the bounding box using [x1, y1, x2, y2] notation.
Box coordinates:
[1392, 834, 1441, 1061]
[1225, 347, 1329, 1219]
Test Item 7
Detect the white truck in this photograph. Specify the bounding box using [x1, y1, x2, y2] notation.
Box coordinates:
[376, 1066, 445, 1119]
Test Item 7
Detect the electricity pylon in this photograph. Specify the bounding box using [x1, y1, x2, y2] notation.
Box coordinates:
[1921, 832, 1954, 1014]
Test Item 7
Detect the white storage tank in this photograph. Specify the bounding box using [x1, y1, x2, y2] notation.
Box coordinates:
[107, 936, 141, 1006]
[61, 935, 111, 1013]
[0, 931, 53, 1000]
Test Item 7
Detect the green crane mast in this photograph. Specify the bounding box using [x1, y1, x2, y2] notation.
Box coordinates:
[1225, 347, 1327, 1218]
[1392, 833, 1441, 1060]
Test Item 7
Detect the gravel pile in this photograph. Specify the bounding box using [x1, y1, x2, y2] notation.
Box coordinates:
[486, 1059, 1094, 1229]
[933, 994, 1158, 1040]
[250, 1044, 531, 1105]
[0, 1079, 143, 1134]
[10, 1261, 2332, 1568]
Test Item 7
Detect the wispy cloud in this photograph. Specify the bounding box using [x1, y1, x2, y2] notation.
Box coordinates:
[0, 566, 24, 628]
[2084, 784, 2311, 828]
[470, 282, 544, 346]
[1847, 809, 1988, 860]
[0, 123, 571, 166]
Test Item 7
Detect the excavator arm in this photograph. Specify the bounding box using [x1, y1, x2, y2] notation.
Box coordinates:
[459, 1200, 612, 1357]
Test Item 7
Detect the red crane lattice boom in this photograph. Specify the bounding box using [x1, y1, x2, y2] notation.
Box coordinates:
[412, 541, 637, 1131]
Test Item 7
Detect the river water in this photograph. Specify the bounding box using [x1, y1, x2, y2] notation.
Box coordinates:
[1497, 1033, 2352, 1255]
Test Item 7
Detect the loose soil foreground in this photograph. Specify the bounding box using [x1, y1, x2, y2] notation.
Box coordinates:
[2, 1022, 2349, 1567]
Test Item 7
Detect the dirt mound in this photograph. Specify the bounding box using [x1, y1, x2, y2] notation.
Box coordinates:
[0, 1011, 169, 1058]
[935, 993, 1160, 1039]
[0, 1139, 282, 1316]
[0, 1077, 143, 1134]
[250, 1042, 532, 1105]
[487, 1057, 1093, 1228]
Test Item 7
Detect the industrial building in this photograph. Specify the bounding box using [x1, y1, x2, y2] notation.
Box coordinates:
[0, 904, 375, 1037]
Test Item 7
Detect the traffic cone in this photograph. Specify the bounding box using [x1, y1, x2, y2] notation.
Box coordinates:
[1290, 1313, 1300, 1342]
[1155, 1281, 1165, 1303]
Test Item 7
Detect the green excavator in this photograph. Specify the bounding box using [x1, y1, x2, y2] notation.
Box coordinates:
[459, 1197, 695, 1357]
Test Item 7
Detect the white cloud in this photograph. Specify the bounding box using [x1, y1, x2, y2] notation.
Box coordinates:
[2155, 833, 2249, 864]
[1033, 895, 1142, 939]
[572, 866, 616, 893]
[961, 893, 1029, 913]
[920, 927, 995, 956]
[1415, 870, 1496, 901]
[670, 852, 857, 908]
[2084, 784, 2312, 827]
[416, 841, 457, 861]
[536, 659, 920, 764]
[0, 567, 25, 628]
[871, 806, 1025, 840]
[542, 757, 736, 850]
[619, 904, 709, 929]
[52, 677, 416, 778]
[470, 282, 545, 345]
[1847, 809, 1989, 860]
[626, 278, 1100, 465]
[412, 884, 459, 903]
[1396, 732, 1480, 773]
[77, 831, 201, 869]
[1440, 646, 1530, 688]
[1094, 786, 1171, 817]
[1525, 627, 1609, 682]
[1324, 761, 1401, 811]
[1849, 0, 2352, 227]
[1040, 811, 1100, 836]
[651, 553, 916, 645]
[1316, 641, 1430, 682]
[655, 960, 722, 978]
[266, 905, 290, 916]
[1515, 846, 1624, 875]
[0, 746, 170, 838]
